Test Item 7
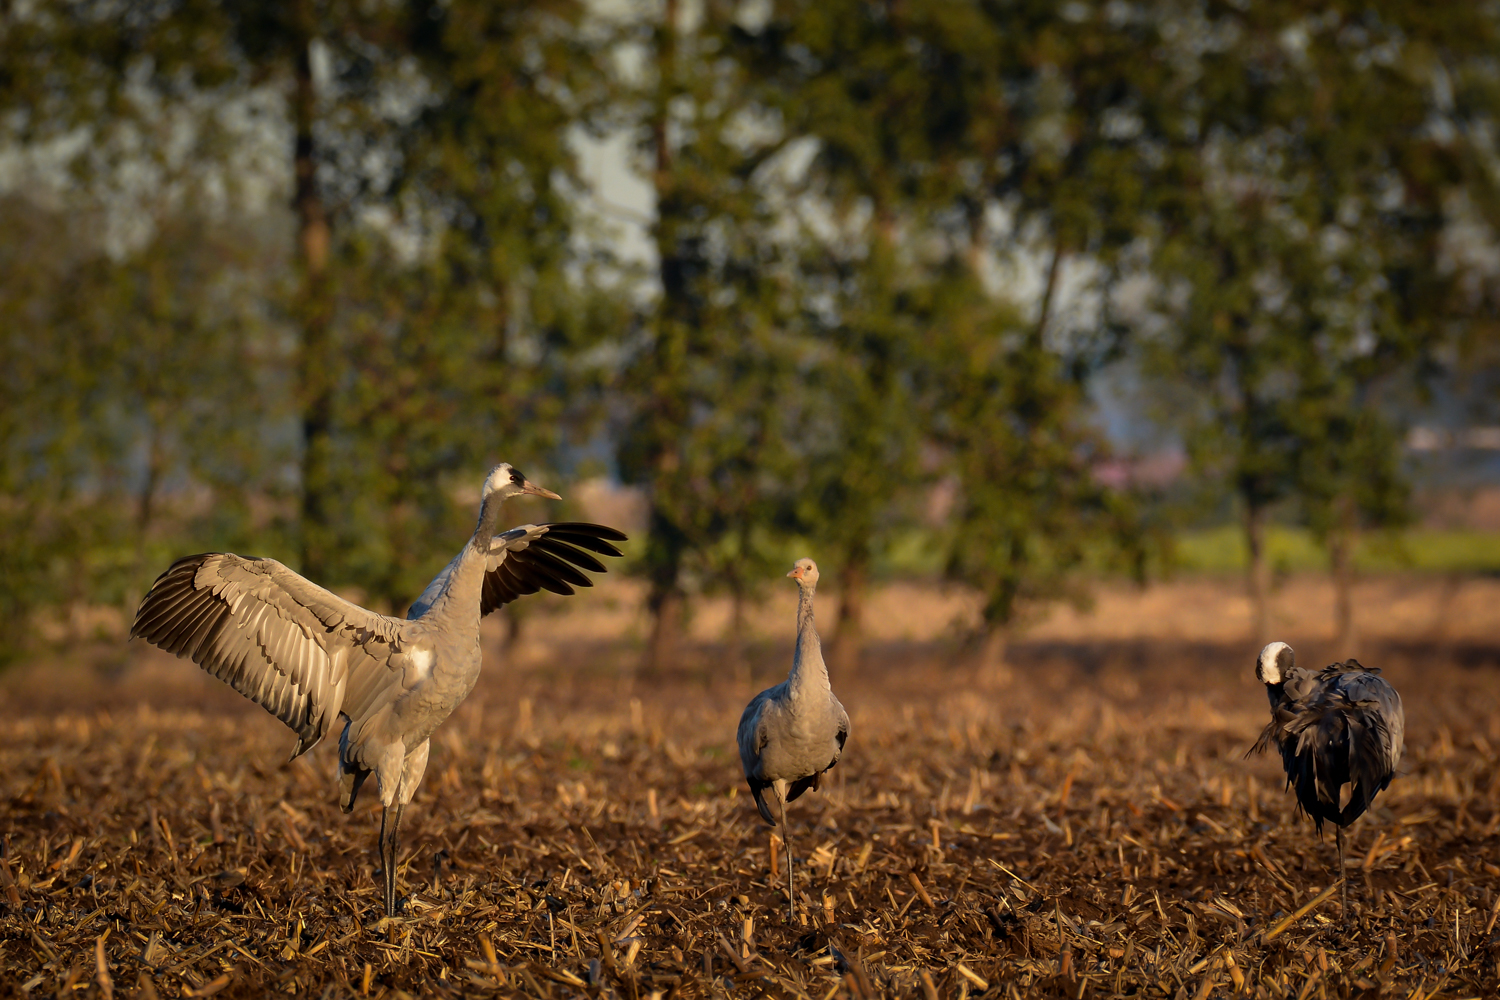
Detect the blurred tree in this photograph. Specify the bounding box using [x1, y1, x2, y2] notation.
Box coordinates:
[96, 211, 298, 599]
[1293, 385, 1410, 651]
[1142, 1, 1497, 642]
[613, 0, 801, 673]
[0, 3, 293, 649]
[785, 228, 926, 674]
[298, 0, 615, 611]
[740, 0, 1160, 669]
[5, 0, 1500, 669]
[738, 0, 979, 671]
[0, 197, 121, 644]
[0, 0, 613, 637]
[1146, 200, 1305, 642]
[928, 267, 1145, 673]
[938, 0, 1165, 664]
[0, 194, 291, 653]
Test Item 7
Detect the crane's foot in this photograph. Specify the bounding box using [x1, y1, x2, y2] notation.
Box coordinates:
[366, 897, 408, 933]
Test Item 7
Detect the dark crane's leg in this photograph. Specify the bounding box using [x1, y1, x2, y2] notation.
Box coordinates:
[775, 780, 795, 923]
[1336, 825, 1347, 928]
[379, 803, 407, 917]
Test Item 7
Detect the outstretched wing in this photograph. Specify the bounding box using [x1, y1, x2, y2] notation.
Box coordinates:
[405, 522, 628, 620]
[130, 553, 407, 757]
[481, 522, 627, 616]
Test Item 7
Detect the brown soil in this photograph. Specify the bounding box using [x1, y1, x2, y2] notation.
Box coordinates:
[1, 574, 1498, 997]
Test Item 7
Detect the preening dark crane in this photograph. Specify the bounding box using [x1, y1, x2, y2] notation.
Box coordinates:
[1250, 641, 1404, 923]
[131, 464, 626, 917]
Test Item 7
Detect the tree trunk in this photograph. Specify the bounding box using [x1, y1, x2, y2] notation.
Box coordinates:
[1245, 502, 1271, 644]
[647, 586, 683, 676]
[977, 538, 1022, 686]
[126, 417, 165, 636]
[638, 0, 685, 678]
[1035, 244, 1065, 346]
[831, 547, 867, 674]
[728, 580, 749, 688]
[1329, 496, 1357, 652]
[1329, 532, 1355, 652]
[294, 4, 334, 582]
[503, 607, 525, 650]
[132, 419, 163, 573]
[976, 625, 1014, 688]
[965, 200, 986, 280]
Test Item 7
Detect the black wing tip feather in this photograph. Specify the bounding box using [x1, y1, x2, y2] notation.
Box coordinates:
[532, 536, 609, 574]
[481, 522, 627, 615]
[544, 521, 629, 542]
[525, 545, 595, 589]
[786, 774, 818, 802]
[748, 780, 777, 825]
[539, 526, 626, 558]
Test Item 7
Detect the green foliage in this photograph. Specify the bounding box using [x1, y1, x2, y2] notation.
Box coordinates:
[295, 0, 616, 609]
[744, 0, 1160, 639]
[0, 195, 292, 647]
[1175, 525, 1500, 576]
[930, 286, 1143, 630]
[2, 0, 1500, 663]
[1135, 2, 1500, 600]
[610, 0, 809, 645]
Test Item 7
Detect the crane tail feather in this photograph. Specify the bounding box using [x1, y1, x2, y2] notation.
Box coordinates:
[749, 782, 777, 826]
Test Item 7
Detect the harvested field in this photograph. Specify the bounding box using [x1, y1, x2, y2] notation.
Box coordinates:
[2, 575, 1500, 998]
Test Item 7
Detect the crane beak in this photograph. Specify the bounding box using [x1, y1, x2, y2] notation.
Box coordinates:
[786, 567, 801, 579]
[520, 481, 562, 500]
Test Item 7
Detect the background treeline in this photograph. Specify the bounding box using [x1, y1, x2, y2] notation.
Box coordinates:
[3, 0, 1499, 668]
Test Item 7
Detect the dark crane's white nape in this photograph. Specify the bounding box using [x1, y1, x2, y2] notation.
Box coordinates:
[130, 464, 626, 918]
[1249, 640, 1405, 925]
[1256, 640, 1294, 685]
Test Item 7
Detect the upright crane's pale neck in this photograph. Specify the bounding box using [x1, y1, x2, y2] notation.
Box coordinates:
[788, 582, 829, 699]
[423, 494, 504, 625]
[795, 583, 816, 634]
[470, 495, 503, 550]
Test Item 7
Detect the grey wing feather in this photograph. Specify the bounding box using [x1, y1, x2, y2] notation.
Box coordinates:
[1338, 674, 1405, 769]
[131, 553, 406, 757]
[737, 693, 778, 826]
[832, 698, 850, 764]
[1338, 673, 1405, 788]
[737, 690, 772, 779]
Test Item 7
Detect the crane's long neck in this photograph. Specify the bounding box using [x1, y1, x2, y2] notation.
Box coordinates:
[787, 582, 829, 701]
[424, 494, 504, 626]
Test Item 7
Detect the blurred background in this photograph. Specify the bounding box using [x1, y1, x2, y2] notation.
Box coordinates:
[4, 0, 1500, 682]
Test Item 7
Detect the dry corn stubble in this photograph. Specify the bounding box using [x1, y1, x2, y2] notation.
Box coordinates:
[1, 615, 1498, 998]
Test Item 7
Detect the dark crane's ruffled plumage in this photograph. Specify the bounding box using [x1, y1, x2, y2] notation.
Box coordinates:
[1252, 656, 1404, 832]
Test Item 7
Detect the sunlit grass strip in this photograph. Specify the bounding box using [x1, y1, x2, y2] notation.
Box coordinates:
[1174, 526, 1500, 574]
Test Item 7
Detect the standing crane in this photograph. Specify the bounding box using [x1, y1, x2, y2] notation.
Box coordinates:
[130, 464, 626, 917]
[1249, 640, 1404, 923]
[738, 558, 850, 921]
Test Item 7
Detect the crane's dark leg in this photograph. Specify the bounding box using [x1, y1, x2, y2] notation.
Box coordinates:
[1336, 826, 1347, 928]
[379, 803, 407, 917]
[776, 782, 795, 923]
